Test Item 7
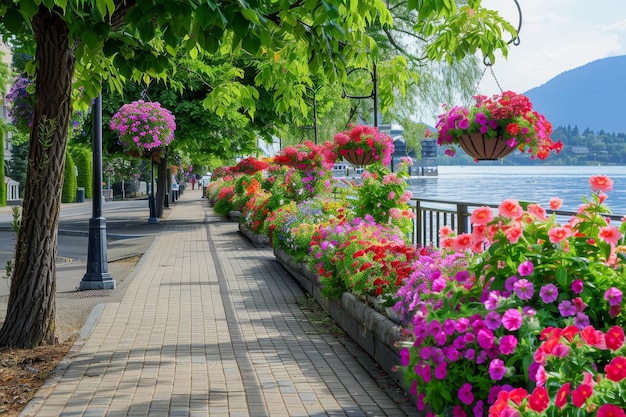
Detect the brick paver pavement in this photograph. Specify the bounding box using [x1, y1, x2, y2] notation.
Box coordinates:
[21, 189, 414, 417]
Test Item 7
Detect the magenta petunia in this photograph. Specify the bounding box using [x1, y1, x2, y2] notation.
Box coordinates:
[488, 358, 506, 381]
[513, 279, 534, 300]
[458, 383, 474, 405]
[502, 309, 523, 331]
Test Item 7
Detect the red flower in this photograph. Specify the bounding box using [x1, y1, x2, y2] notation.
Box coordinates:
[571, 384, 593, 407]
[596, 404, 626, 417]
[527, 387, 549, 413]
[605, 356, 626, 382]
[555, 382, 570, 409]
[606, 326, 625, 351]
[508, 388, 528, 406]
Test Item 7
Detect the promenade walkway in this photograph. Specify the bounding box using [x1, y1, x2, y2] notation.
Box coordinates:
[21, 188, 414, 417]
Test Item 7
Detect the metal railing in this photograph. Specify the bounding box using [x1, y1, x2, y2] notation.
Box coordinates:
[409, 197, 624, 247]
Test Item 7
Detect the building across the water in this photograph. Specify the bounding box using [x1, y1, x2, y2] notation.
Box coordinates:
[387, 125, 438, 177]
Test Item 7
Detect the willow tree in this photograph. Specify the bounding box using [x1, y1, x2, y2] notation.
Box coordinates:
[0, 0, 515, 348]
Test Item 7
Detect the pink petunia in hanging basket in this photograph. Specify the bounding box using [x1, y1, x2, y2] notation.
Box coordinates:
[436, 91, 562, 161]
[332, 125, 394, 166]
[110, 100, 176, 158]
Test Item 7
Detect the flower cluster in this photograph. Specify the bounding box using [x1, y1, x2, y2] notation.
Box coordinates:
[110, 100, 176, 154]
[230, 156, 269, 175]
[490, 325, 626, 416]
[397, 175, 626, 416]
[6, 76, 34, 132]
[332, 124, 394, 166]
[436, 91, 562, 160]
[355, 157, 415, 235]
[273, 140, 335, 172]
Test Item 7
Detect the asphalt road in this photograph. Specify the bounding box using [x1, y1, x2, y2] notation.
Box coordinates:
[0, 198, 164, 296]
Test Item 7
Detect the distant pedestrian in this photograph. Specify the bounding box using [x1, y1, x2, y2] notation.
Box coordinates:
[190, 176, 197, 190]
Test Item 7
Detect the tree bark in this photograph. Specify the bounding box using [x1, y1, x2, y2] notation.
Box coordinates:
[0, 7, 74, 347]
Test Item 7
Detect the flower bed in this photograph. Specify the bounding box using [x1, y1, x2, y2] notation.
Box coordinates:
[209, 128, 626, 416]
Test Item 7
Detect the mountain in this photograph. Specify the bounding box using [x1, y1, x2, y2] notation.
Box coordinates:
[524, 55, 626, 134]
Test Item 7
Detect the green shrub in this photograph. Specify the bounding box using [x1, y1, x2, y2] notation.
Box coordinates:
[62, 151, 77, 203]
[73, 149, 92, 198]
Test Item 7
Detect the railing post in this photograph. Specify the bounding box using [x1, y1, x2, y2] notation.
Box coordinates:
[413, 200, 422, 246]
[457, 203, 469, 235]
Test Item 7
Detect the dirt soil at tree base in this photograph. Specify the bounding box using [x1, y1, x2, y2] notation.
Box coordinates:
[0, 256, 141, 417]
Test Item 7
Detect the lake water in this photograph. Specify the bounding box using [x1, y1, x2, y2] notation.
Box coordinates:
[408, 165, 626, 216]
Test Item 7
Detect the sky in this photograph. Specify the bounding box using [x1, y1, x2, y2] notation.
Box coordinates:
[477, 0, 626, 96]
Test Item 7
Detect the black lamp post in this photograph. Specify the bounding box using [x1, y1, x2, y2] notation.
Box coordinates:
[148, 157, 158, 223]
[80, 94, 116, 290]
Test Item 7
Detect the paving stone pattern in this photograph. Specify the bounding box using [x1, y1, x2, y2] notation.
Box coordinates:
[23, 190, 415, 417]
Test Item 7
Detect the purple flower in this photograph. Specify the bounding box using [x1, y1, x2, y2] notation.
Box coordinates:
[473, 400, 484, 417]
[458, 382, 474, 405]
[400, 348, 411, 366]
[517, 260, 534, 276]
[513, 278, 535, 300]
[605, 287, 623, 306]
[488, 358, 506, 381]
[456, 317, 470, 333]
[484, 311, 502, 330]
[539, 284, 559, 303]
[574, 312, 590, 329]
[571, 279, 584, 294]
[458, 118, 470, 130]
[504, 275, 519, 291]
[484, 291, 501, 310]
[475, 112, 488, 125]
[434, 362, 448, 379]
[464, 348, 476, 361]
[558, 300, 577, 317]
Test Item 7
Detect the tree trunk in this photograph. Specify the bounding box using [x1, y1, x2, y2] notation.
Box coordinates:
[0, 8, 75, 348]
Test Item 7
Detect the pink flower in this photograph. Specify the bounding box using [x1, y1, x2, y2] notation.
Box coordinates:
[505, 223, 523, 244]
[499, 335, 518, 355]
[498, 199, 523, 219]
[596, 404, 626, 417]
[589, 175, 614, 192]
[517, 260, 534, 277]
[527, 204, 548, 221]
[539, 284, 558, 303]
[478, 328, 495, 349]
[488, 358, 506, 381]
[549, 197, 563, 210]
[458, 382, 474, 405]
[470, 206, 494, 225]
[599, 225, 621, 246]
[605, 287, 623, 306]
[453, 233, 473, 251]
[502, 309, 522, 331]
[513, 279, 534, 300]
[548, 226, 572, 244]
[571, 279, 584, 294]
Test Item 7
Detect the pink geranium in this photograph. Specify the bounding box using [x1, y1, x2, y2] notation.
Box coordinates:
[589, 175, 614, 192]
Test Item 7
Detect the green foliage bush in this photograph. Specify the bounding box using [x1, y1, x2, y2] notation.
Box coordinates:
[62, 151, 77, 203]
[73, 148, 92, 198]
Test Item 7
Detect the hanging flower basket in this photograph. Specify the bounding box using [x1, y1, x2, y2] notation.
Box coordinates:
[342, 149, 376, 166]
[436, 91, 562, 161]
[457, 132, 516, 161]
[110, 100, 176, 158]
[332, 125, 394, 166]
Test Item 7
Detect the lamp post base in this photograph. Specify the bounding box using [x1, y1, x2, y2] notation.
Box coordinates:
[79, 217, 116, 290]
